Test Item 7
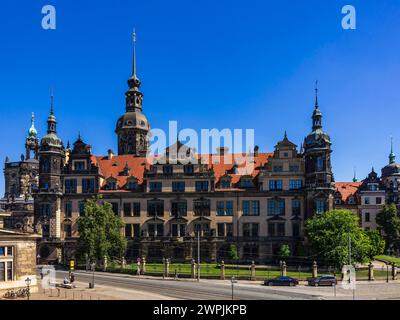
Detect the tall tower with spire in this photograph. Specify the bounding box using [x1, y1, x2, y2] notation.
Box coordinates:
[25, 112, 39, 160]
[303, 82, 335, 217]
[115, 31, 150, 156]
[34, 91, 65, 245]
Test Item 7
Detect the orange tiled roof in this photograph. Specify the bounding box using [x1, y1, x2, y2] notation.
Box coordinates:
[335, 182, 362, 202]
[91, 153, 272, 191]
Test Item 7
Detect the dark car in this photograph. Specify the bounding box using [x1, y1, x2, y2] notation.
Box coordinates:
[264, 276, 299, 287]
[307, 276, 337, 287]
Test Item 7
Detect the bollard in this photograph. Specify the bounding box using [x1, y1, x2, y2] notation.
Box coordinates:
[165, 258, 170, 278]
[141, 256, 146, 275]
[368, 261, 374, 281]
[250, 261, 256, 281]
[281, 261, 287, 277]
[220, 260, 225, 280]
[191, 259, 196, 279]
[392, 263, 397, 280]
[312, 261, 318, 278]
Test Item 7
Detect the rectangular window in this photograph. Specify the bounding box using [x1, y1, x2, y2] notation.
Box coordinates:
[226, 223, 233, 237]
[217, 223, 225, 237]
[193, 200, 210, 216]
[217, 201, 234, 216]
[243, 223, 259, 237]
[149, 182, 162, 192]
[0, 262, 4, 281]
[65, 224, 72, 237]
[277, 223, 285, 236]
[172, 181, 185, 192]
[82, 178, 95, 194]
[0, 247, 4, 256]
[292, 223, 300, 237]
[65, 179, 77, 194]
[289, 165, 299, 172]
[365, 212, 370, 222]
[273, 166, 283, 172]
[123, 203, 132, 217]
[289, 179, 302, 190]
[6, 247, 12, 256]
[315, 199, 326, 214]
[65, 202, 72, 218]
[376, 197, 382, 205]
[268, 199, 285, 216]
[268, 223, 275, 236]
[269, 180, 283, 190]
[133, 224, 140, 237]
[316, 157, 324, 172]
[242, 200, 250, 215]
[148, 201, 164, 217]
[292, 199, 301, 215]
[364, 197, 370, 205]
[171, 201, 187, 216]
[195, 181, 209, 192]
[78, 201, 85, 216]
[125, 224, 132, 238]
[133, 202, 141, 217]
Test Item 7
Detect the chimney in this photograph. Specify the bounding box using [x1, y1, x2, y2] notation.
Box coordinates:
[217, 147, 229, 156]
[254, 145, 259, 157]
[107, 149, 114, 160]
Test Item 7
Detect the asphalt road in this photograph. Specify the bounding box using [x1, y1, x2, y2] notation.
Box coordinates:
[56, 270, 319, 300]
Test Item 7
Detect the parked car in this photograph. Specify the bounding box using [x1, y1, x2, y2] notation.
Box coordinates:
[307, 276, 337, 287]
[264, 276, 299, 287]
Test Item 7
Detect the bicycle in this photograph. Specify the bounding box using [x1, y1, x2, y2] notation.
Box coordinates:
[4, 290, 16, 299]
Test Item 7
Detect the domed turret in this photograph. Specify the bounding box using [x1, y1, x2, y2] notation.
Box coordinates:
[28, 112, 38, 137]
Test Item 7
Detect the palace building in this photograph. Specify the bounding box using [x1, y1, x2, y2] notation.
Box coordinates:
[23, 33, 338, 264]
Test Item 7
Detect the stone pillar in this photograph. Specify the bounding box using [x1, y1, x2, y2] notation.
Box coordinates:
[312, 261, 318, 278]
[141, 256, 146, 275]
[164, 258, 170, 277]
[368, 262, 374, 281]
[392, 263, 397, 280]
[281, 261, 287, 277]
[191, 259, 196, 279]
[103, 256, 108, 272]
[220, 260, 225, 280]
[121, 257, 127, 270]
[250, 261, 256, 281]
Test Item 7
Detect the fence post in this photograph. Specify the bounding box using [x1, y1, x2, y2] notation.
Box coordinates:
[368, 261, 374, 281]
[141, 256, 146, 275]
[103, 256, 108, 272]
[191, 259, 196, 279]
[121, 257, 126, 271]
[281, 261, 287, 277]
[251, 261, 256, 281]
[392, 263, 397, 280]
[312, 261, 318, 278]
[220, 260, 225, 280]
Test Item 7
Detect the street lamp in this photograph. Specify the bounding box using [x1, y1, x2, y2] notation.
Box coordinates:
[386, 263, 389, 283]
[25, 277, 31, 300]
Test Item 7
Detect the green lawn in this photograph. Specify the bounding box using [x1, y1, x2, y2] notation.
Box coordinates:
[374, 255, 400, 265]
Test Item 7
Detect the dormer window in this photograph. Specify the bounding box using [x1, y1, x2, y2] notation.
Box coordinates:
[106, 178, 117, 190]
[241, 178, 253, 188]
[220, 178, 231, 189]
[334, 198, 341, 205]
[348, 197, 355, 204]
[184, 164, 194, 175]
[127, 179, 138, 191]
[73, 160, 86, 171]
[368, 183, 378, 191]
[163, 165, 173, 175]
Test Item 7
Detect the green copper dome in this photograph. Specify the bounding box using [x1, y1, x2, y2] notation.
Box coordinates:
[28, 112, 37, 137]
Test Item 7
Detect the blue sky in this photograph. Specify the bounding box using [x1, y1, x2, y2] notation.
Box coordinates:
[0, 0, 400, 195]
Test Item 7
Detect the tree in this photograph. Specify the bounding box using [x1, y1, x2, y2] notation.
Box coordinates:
[77, 197, 127, 264]
[227, 244, 239, 261]
[278, 244, 291, 257]
[305, 209, 376, 267]
[376, 204, 400, 248]
[364, 229, 385, 258]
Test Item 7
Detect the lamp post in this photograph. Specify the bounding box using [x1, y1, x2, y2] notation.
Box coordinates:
[25, 277, 31, 300]
[197, 231, 201, 282]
